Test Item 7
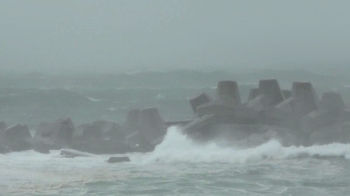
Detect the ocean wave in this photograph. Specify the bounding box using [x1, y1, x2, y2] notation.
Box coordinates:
[141, 127, 350, 164]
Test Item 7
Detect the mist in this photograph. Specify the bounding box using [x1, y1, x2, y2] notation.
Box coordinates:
[1, 0, 350, 74]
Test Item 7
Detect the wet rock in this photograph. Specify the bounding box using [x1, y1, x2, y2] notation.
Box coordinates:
[107, 156, 130, 163]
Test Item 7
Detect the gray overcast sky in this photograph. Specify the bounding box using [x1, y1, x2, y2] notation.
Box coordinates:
[0, 0, 349, 73]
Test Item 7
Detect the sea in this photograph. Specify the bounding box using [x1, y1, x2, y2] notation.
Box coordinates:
[0, 70, 350, 196]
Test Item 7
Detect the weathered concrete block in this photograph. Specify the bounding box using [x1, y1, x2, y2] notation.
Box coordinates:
[301, 92, 345, 136]
[259, 79, 284, 105]
[5, 124, 32, 152]
[197, 99, 236, 116]
[282, 90, 292, 99]
[216, 81, 241, 106]
[189, 92, 212, 114]
[34, 118, 75, 149]
[50, 118, 75, 146]
[60, 149, 91, 158]
[102, 122, 125, 141]
[196, 81, 241, 117]
[107, 156, 130, 163]
[73, 124, 102, 142]
[235, 79, 284, 122]
[125, 131, 154, 152]
[124, 109, 140, 128]
[138, 107, 165, 143]
[0, 121, 6, 132]
[309, 122, 350, 145]
[247, 88, 259, 102]
[72, 139, 130, 154]
[266, 82, 319, 129]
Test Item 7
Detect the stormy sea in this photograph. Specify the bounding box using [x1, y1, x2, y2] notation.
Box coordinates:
[1, 69, 350, 196]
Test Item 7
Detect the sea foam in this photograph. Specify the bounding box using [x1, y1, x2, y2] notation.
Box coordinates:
[142, 126, 350, 164]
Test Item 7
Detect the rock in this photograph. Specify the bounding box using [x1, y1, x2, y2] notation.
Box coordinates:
[107, 156, 130, 163]
[5, 124, 32, 152]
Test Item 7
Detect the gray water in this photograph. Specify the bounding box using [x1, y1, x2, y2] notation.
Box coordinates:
[1, 127, 350, 196]
[1, 70, 350, 196]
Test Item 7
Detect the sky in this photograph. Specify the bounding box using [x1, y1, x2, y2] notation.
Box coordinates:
[0, 0, 350, 73]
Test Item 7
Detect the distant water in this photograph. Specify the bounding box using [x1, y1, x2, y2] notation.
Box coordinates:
[1, 127, 349, 196]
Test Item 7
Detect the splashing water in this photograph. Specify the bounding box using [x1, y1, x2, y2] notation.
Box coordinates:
[141, 126, 350, 164]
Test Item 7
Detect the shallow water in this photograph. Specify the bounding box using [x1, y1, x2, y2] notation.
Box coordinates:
[1, 127, 350, 196]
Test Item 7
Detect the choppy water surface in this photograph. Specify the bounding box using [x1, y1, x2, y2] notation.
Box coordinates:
[1, 127, 350, 196]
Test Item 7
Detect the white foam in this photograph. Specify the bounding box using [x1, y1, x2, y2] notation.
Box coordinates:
[141, 126, 350, 164]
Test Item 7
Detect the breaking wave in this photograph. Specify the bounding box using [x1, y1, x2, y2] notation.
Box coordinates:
[142, 126, 350, 163]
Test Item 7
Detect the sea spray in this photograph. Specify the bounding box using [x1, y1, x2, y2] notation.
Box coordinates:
[141, 126, 350, 164]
